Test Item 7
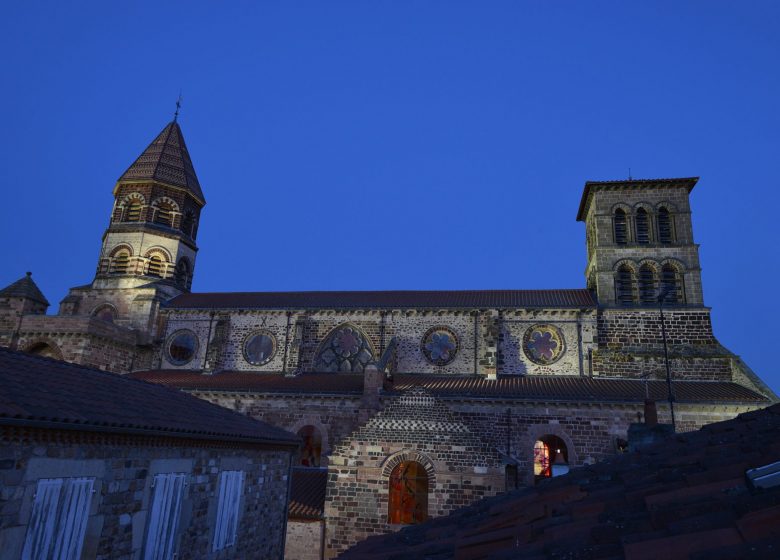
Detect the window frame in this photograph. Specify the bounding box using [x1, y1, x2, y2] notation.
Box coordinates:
[143, 472, 186, 560]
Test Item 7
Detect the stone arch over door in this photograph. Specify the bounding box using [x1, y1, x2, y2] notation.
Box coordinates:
[521, 424, 578, 485]
[381, 449, 437, 487]
[313, 323, 377, 373]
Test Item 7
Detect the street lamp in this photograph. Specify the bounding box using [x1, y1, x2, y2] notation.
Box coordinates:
[658, 286, 676, 431]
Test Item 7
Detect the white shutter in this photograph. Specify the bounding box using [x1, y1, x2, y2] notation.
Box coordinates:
[143, 473, 186, 560]
[22, 477, 94, 560]
[22, 478, 63, 560]
[212, 470, 244, 551]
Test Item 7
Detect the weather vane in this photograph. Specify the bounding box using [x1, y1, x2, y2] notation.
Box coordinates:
[173, 93, 183, 122]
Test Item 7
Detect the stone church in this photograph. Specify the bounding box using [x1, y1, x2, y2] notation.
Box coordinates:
[1, 117, 776, 558]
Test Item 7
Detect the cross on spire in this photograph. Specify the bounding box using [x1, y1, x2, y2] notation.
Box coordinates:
[173, 93, 183, 122]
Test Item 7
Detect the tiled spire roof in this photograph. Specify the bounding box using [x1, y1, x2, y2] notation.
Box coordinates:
[118, 121, 204, 203]
[0, 272, 49, 306]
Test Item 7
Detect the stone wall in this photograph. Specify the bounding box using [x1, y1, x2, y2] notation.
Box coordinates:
[0, 428, 293, 560]
[285, 520, 324, 560]
[160, 308, 598, 377]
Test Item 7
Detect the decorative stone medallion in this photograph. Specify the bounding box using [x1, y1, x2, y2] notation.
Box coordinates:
[166, 329, 198, 365]
[522, 324, 565, 365]
[243, 330, 276, 366]
[315, 325, 375, 373]
[421, 326, 459, 366]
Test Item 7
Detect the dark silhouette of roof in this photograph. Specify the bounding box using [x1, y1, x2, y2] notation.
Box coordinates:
[577, 177, 699, 221]
[128, 370, 768, 405]
[166, 289, 598, 310]
[341, 403, 780, 559]
[0, 272, 49, 306]
[118, 121, 204, 203]
[0, 348, 298, 446]
[289, 468, 328, 520]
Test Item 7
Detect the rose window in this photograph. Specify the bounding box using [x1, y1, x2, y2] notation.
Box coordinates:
[421, 326, 459, 366]
[522, 325, 565, 365]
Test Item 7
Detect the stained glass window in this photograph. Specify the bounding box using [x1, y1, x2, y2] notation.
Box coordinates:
[167, 330, 198, 365]
[522, 325, 564, 365]
[421, 327, 458, 366]
[243, 331, 276, 366]
[534, 435, 567, 482]
[388, 461, 428, 525]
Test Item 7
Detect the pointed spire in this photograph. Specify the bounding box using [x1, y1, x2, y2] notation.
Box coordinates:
[117, 120, 205, 204]
[0, 272, 49, 306]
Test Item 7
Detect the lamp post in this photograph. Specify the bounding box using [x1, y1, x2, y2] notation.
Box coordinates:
[658, 286, 676, 431]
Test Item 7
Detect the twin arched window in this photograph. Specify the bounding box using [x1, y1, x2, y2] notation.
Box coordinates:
[613, 206, 674, 245]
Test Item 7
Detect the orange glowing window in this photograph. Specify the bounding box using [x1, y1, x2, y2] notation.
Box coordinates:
[297, 426, 322, 467]
[388, 461, 428, 525]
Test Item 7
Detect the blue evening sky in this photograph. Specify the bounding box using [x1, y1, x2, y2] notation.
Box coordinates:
[1, 2, 778, 394]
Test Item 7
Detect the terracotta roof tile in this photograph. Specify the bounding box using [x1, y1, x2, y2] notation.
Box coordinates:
[288, 468, 328, 520]
[339, 404, 780, 559]
[128, 370, 769, 405]
[0, 348, 298, 446]
[165, 289, 597, 310]
[118, 121, 204, 203]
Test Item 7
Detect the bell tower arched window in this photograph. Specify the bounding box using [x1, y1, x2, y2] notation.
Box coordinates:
[175, 259, 191, 289]
[657, 207, 672, 244]
[635, 208, 650, 244]
[639, 265, 657, 306]
[181, 211, 195, 238]
[125, 201, 142, 222]
[661, 264, 683, 304]
[616, 265, 635, 306]
[388, 461, 429, 525]
[614, 209, 628, 245]
[147, 256, 164, 277]
[110, 251, 130, 275]
[153, 202, 174, 227]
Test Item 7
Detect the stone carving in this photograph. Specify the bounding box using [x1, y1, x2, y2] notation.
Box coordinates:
[421, 326, 459, 366]
[315, 325, 374, 373]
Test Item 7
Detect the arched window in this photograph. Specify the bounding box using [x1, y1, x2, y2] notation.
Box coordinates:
[661, 264, 683, 305]
[153, 202, 175, 227]
[92, 305, 116, 323]
[613, 209, 628, 245]
[181, 211, 195, 238]
[125, 201, 142, 222]
[534, 435, 568, 482]
[147, 256, 164, 278]
[657, 207, 672, 244]
[635, 208, 650, 244]
[175, 259, 190, 288]
[615, 265, 635, 306]
[388, 461, 428, 525]
[110, 251, 130, 275]
[639, 265, 657, 306]
[297, 426, 322, 467]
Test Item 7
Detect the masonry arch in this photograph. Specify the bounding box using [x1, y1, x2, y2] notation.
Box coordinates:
[24, 339, 64, 361]
[290, 418, 330, 467]
[522, 425, 577, 485]
[91, 303, 118, 323]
